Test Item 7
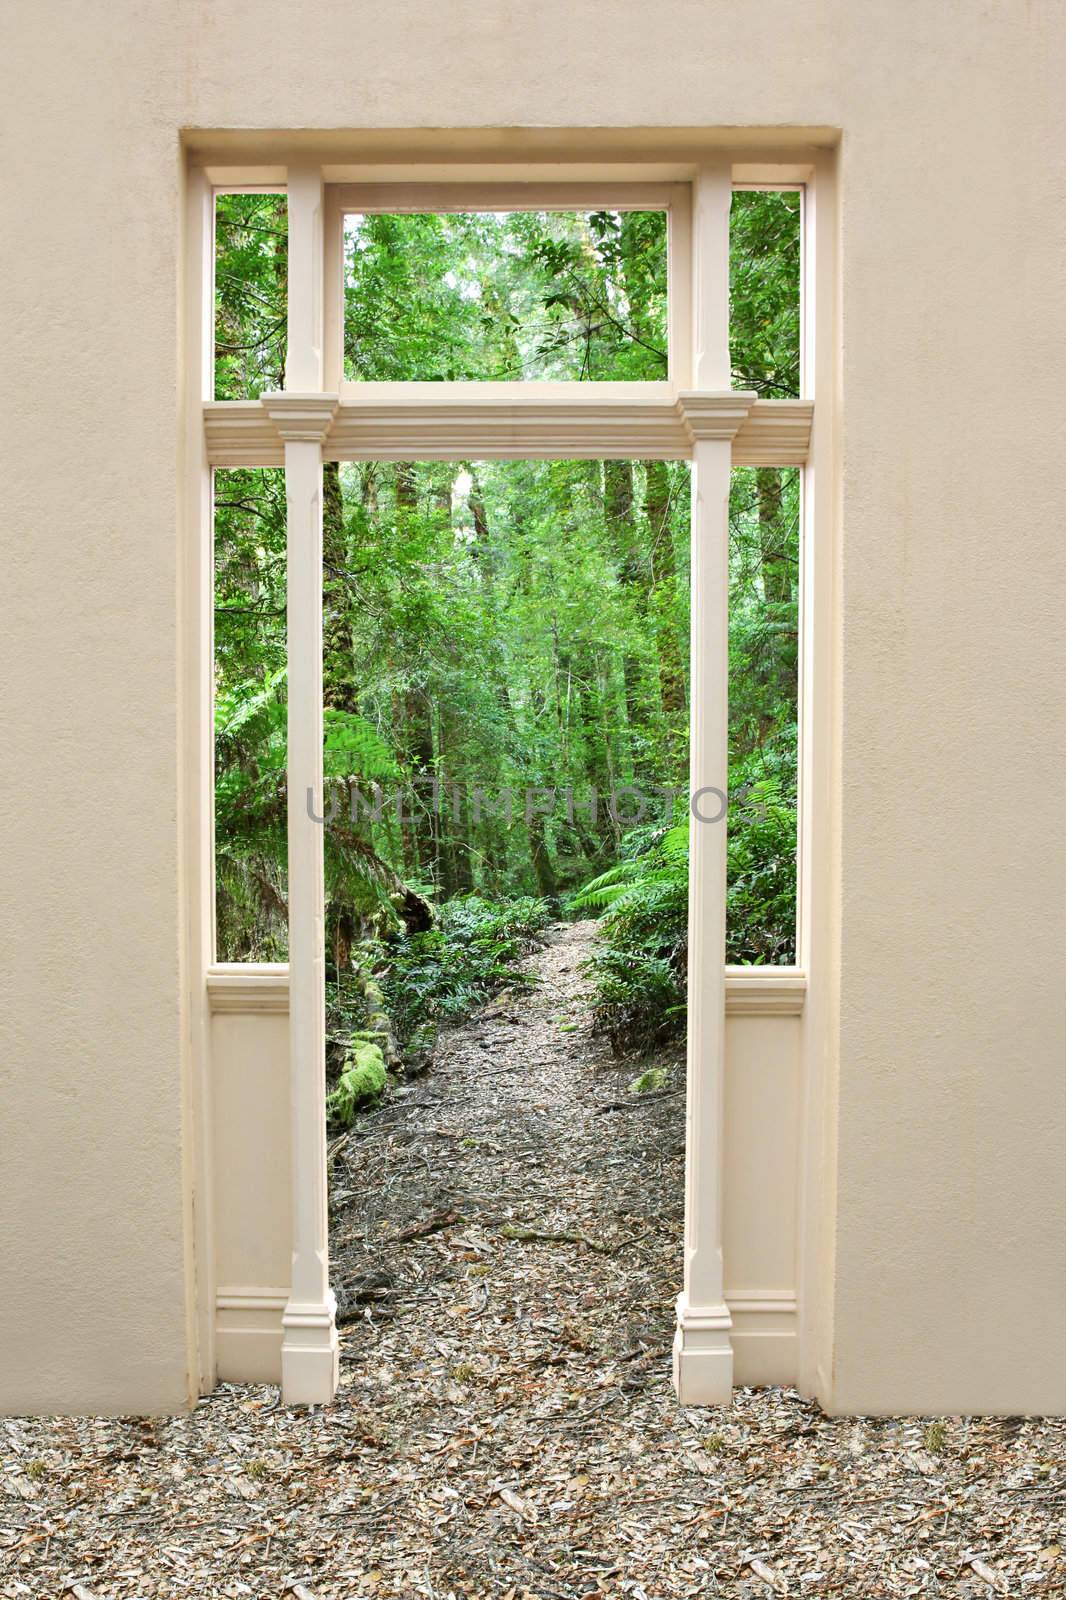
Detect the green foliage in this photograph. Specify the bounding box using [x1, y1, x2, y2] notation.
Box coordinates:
[730, 190, 801, 398]
[212, 465, 412, 960]
[729, 466, 800, 754]
[574, 816, 689, 1053]
[214, 193, 287, 399]
[727, 737, 799, 966]
[313, 453, 693, 908]
[327, 1039, 387, 1125]
[381, 895, 551, 1048]
[212, 466, 289, 959]
[628, 1065, 668, 1095]
[572, 821, 689, 914]
[923, 1420, 949, 1456]
[344, 209, 667, 382]
[576, 733, 798, 1053]
[323, 709, 400, 781]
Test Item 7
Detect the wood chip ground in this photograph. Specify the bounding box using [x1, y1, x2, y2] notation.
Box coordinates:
[3, 925, 1064, 1598]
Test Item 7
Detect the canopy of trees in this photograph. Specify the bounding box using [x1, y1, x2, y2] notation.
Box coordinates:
[344, 209, 668, 382]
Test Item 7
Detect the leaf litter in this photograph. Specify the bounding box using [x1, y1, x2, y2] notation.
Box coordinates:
[3, 924, 1065, 1598]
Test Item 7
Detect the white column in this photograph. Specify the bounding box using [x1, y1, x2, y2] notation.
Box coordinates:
[263, 396, 338, 1404]
[673, 163, 749, 1406]
[267, 163, 339, 1405]
[673, 417, 743, 1405]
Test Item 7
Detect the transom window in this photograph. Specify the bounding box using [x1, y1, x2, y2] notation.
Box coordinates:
[343, 208, 669, 382]
[323, 183, 692, 393]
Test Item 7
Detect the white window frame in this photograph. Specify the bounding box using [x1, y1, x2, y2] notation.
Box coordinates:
[189, 152, 828, 1408]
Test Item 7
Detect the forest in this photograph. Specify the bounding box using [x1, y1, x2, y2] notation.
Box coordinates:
[212, 191, 801, 1111]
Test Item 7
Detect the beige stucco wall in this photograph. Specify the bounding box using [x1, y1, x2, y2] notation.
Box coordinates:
[3, 0, 1065, 1414]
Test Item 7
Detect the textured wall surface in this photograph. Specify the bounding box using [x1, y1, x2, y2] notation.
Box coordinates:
[2, 0, 1064, 1413]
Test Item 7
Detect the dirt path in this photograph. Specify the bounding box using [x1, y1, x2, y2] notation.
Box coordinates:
[330, 919, 685, 1350]
[6, 925, 1066, 1596]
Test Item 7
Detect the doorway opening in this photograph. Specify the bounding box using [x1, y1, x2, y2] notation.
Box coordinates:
[203, 166, 810, 1406]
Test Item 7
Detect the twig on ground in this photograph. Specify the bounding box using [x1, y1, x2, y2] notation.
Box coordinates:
[594, 1088, 685, 1113]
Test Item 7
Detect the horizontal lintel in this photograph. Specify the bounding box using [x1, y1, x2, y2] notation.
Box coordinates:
[204, 395, 812, 468]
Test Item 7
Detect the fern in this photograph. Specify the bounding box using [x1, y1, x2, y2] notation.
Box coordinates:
[381, 894, 551, 1045]
[574, 753, 797, 1052]
[323, 708, 400, 781]
[569, 859, 639, 910]
[215, 667, 287, 745]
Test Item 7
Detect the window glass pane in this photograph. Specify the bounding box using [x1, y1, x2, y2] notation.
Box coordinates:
[214, 467, 289, 960]
[214, 192, 287, 400]
[730, 190, 801, 399]
[344, 211, 668, 382]
[727, 465, 800, 963]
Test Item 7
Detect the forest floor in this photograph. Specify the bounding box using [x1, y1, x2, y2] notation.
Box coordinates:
[5, 922, 1066, 1598]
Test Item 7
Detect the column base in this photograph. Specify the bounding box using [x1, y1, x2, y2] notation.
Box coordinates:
[673, 1292, 734, 1406]
[281, 1291, 339, 1405]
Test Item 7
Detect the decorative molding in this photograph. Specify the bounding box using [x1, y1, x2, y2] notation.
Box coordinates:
[205, 963, 806, 1018]
[214, 1289, 337, 1395]
[725, 1289, 798, 1387]
[675, 1296, 733, 1334]
[724, 968, 807, 1016]
[282, 1291, 340, 1406]
[328, 180, 686, 213]
[205, 402, 281, 466]
[260, 391, 338, 444]
[673, 1290, 734, 1405]
[327, 392, 689, 461]
[206, 964, 290, 1015]
[725, 1289, 798, 1319]
[216, 1286, 288, 1314]
[675, 389, 757, 440]
[732, 399, 814, 466]
[215, 1287, 288, 1386]
[202, 395, 812, 468]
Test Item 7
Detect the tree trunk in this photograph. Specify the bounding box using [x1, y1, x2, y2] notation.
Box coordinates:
[757, 468, 792, 607]
[645, 460, 687, 776]
[395, 461, 418, 511]
[528, 813, 558, 899]
[344, 948, 402, 1071]
[604, 459, 648, 762]
[405, 689, 441, 892]
[322, 460, 357, 712]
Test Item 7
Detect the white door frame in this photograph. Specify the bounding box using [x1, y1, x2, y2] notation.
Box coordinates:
[193, 153, 821, 1407]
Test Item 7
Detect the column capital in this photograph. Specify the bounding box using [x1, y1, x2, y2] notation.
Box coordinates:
[675, 390, 758, 444]
[261, 392, 339, 445]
